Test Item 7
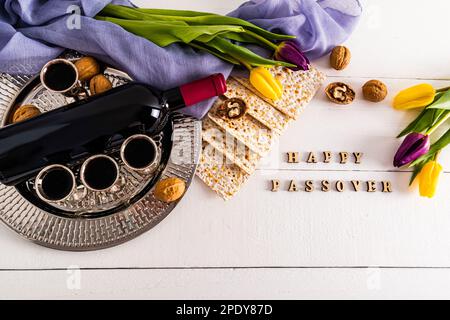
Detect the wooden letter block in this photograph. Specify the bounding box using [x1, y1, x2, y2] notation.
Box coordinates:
[305, 180, 314, 192]
[307, 152, 318, 163]
[287, 152, 299, 163]
[351, 180, 361, 192]
[321, 180, 330, 192]
[323, 151, 332, 163]
[335, 181, 345, 192]
[339, 152, 349, 164]
[288, 180, 299, 192]
[382, 181, 393, 193]
[271, 180, 280, 192]
[353, 152, 363, 164]
[367, 181, 377, 192]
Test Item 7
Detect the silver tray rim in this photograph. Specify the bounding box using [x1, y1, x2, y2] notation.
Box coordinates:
[0, 64, 201, 251]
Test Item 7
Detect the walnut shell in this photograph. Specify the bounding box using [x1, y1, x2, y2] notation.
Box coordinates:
[12, 105, 41, 123]
[89, 74, 112, 95]
[75, 57, 101, 82]
[330, 46, 351, 70]
[362, 80, 388, 102]
[217, 98, 247, 119]
[325, 82, 355, 105]
[154, 177, 186, 203]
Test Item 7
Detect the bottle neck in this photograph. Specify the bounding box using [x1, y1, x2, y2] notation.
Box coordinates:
[163, 87, 185, 111]
[163, 74, 227, 111]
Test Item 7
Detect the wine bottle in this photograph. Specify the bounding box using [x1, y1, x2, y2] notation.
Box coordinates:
[0, 74, 226, 186]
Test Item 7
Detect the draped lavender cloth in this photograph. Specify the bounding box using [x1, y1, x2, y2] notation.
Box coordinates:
[0, 0, 361, 118]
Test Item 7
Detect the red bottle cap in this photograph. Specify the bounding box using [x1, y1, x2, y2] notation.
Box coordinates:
[179, 73, 227, 107]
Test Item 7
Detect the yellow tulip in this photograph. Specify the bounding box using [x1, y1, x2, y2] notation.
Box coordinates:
[417, 161, 442, 198]
[392, 84, 436, 110]
[249, 67, 283, 100]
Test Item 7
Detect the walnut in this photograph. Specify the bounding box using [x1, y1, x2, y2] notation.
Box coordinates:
[325, 82, 355, 105]
[217, 98, 247, 119]
[74, 57, 101, 82]
[154, 177, 186, 203]
[12, 105, 41, 123]
[330, 46, 351, 70]
[89, 74, 112, 95]
[362, 80, 388, 102]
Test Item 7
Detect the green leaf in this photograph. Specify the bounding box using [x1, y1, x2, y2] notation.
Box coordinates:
[397, 108, 432, 138]
[427, 89, 450, 110]
[135, 9, 295, 41]
[97, 5, 295, 68]
[134, 8, 212, 17]
[397, 92, 446, 137]
[96, 16, 246, 47]
[409, 162, 426, 185]
[397, 109, 446, 138]
[96, 15, 186, 26]
[206, 37, 295, 68]
[99, 5, 180, 21]
[221, 32, 266, 46]
[96, 16, 281, 67]
[189, 42, 240, 65]
[428, 127, 450, 153]
[409, 127, 450, 168]
[100, 5, 295, 41]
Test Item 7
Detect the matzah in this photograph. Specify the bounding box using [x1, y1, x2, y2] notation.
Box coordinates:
[224, 77, 292, 135]
[234, 66, 326, 119]
[197, 142, 250, 200]
[197, 65, 326, 200]
[202, 117, 260, 175]
[208, 101, 273, 157]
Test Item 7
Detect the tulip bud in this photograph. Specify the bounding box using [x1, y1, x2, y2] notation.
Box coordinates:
[418, 161, 442, 198]
[274, 41, 309, 71]
[393, 133, 430, 167]
[249, 67, 283, 100]
[393, 84, 436, 110]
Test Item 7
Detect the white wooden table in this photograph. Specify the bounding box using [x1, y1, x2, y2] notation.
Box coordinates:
[2, 0, 450, 299]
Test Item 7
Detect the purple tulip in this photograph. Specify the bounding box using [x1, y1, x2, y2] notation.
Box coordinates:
[274, 41, 310, 71]
[393, 133, 430, 167]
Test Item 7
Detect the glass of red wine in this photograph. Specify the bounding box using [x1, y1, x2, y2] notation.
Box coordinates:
[120, 134, 160, 174]
[40, 59, 87, 100]
[80, 155, 120, 192]
[35, 164, 76, 202]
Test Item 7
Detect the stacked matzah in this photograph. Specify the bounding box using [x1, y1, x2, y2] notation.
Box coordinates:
[196, 66, 326, 200]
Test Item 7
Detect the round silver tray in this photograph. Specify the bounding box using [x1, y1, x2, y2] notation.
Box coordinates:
[0, 53, 201, 251]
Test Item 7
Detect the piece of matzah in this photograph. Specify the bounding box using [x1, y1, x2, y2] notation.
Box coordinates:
[198, 65, 325, 200]
[234, 66, 326, 119]
[223, 77, 292, 135]
[202, 117, 260, 175]
[208, 101, 273, 157]
[197, 142, 250, 200]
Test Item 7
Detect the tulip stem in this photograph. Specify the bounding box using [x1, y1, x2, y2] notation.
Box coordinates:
[188, 42, 240, 65]
[434, 150, 441, 161]
[437, 86, 450, 93]
[238, 59, 252, 71]
[244, 29, 279, 50]
[426, 111, 450, 135]
[216, 49, 253, 70]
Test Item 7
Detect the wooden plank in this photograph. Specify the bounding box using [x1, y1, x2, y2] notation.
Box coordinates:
[316, 0, 450, 80]
[263, 77, 450, 172]
[1, 169, 450, 268]
[2, 268, 450, 299]
[2, 0, 450, 300]
[135, 0, 450, 80]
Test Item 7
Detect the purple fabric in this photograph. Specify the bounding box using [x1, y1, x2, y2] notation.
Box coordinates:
[0, 0, 361, 118]
[229, 0, 362, 60]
